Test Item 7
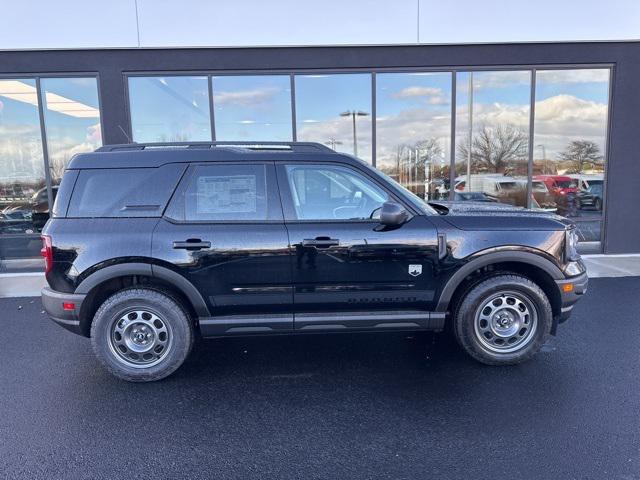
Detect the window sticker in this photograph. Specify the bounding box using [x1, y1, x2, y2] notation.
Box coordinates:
[196, 175, 257, 214]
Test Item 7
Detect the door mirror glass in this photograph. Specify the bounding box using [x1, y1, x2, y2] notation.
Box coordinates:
[379, 202, 409, 227]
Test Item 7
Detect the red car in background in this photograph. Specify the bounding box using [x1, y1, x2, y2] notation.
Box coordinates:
[534, 175, 580, 216]
[534, 175, 580, 196]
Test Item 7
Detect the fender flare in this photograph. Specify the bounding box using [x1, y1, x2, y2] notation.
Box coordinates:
[435, 250, 564, 312]
[75, 262, 210, 317]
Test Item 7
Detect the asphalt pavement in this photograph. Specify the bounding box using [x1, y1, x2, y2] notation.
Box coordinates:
[1, 278, 639, 480]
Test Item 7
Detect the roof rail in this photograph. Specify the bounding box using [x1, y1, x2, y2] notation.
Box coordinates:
[95, 141, 335, 153]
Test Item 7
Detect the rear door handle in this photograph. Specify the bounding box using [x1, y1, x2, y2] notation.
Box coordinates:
[301, 237, 339, 248]
[172, 239, 211, 250]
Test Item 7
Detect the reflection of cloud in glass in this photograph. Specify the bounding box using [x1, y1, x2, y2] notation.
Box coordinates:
[391, 86, 449, 105]
[213, 87, 280, 106]
[534, 94, 607, 157]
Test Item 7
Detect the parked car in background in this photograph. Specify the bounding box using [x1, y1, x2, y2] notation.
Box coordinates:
[534, 175, 580, 216]
[534, 175, 580, 196]
[578, 183, 603, 210]
[453, 191, 498, 202]
[567, 173, 604, 192]
[531, 180, 558, 211]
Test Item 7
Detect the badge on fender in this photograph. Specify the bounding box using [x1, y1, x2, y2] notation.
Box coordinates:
[408, 264, 422, 276]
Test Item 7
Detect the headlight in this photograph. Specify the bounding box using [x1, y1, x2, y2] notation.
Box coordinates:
[565, 228, 579, 262]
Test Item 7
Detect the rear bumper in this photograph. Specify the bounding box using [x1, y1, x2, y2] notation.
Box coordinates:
[555, 271, 589, 323]
[41, 287, 86, 335]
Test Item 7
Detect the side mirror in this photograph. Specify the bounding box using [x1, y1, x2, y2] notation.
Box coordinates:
[379, 201, 409, 227]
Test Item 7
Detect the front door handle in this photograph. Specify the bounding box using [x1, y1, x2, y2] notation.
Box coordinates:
[301, 237, 339, 248]
[173, 239, 211, 250]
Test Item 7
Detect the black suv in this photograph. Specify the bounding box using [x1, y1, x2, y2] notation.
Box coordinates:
[41, 142, 588, 382]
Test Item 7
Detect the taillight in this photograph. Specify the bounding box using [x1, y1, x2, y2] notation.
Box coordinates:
[41, 235, 53, 274]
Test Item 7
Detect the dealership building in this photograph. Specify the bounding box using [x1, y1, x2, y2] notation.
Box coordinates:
[0, 1, 639, 273]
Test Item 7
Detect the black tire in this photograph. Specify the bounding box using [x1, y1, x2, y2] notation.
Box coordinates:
[90, 288, 194, 382]
[594, 198, 602, 211]
[453, 274, 552, 365]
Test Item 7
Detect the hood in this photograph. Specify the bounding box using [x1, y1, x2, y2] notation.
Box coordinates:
[427, 200, 574, 231]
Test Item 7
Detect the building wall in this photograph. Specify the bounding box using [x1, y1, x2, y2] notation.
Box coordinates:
[0, 42, 638, 254]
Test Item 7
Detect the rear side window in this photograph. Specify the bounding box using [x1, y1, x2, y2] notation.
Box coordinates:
[165, 163, 276, 222]
[67, 164, 186, 218]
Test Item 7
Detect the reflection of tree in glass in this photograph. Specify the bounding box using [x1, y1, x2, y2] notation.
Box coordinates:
[557, 140, 604, 174]
[457, 124, 528, 174]
[385, 137, 445, 198]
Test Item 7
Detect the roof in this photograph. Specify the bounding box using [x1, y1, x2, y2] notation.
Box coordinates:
[69, 142, 351, 169]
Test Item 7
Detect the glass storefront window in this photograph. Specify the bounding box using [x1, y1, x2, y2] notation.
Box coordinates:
[212, 75, 292, 141]
[455, 71, 531, 208]
[533, 69, 610, 243]
[376, 72, 452, 199]
[128, 76, 211, 143]
[0, 79, 47, 268]
[41, 77, 102, 185]
[295, 74, 373, 164]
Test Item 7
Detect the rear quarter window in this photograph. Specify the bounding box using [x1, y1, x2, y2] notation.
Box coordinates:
[67, 164, 186, 218]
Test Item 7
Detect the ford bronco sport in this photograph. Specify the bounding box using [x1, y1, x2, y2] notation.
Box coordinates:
[41, 142, 588, 382]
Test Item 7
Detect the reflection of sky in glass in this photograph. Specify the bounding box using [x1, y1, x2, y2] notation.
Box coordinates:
[129, 76, 211, 142]
[212, 75, 292, 141]
[41, 77, 102, 183]
[455, 70, 531, 139]
[0, 78, 45, 183]
[295, 74, 372, 163]
[376, 72, 451, 172]
[534, 69, 609, 160]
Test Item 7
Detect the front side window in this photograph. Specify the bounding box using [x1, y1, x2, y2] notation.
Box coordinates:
[167, 164, 268, 222]
[285, 164, 388, 220]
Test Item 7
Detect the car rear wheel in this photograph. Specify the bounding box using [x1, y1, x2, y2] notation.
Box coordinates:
[594, 198, 602, 211]
[91, 288, 193, 382]
[454, 274, 552, 365]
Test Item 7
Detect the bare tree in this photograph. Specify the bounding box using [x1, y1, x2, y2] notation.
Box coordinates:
[558, 140, 603, 173]
[457, 124, 528, 174]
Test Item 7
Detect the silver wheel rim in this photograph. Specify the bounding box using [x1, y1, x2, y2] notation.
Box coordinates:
[473, 290, 538, 353]
[108, 309, 173, 368]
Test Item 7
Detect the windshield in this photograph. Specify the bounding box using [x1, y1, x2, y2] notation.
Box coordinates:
[557, 180, 578, 188]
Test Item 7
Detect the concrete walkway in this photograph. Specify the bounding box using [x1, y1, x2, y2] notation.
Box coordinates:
[582, 254, 640, 278]
[0, 255, 638, 298]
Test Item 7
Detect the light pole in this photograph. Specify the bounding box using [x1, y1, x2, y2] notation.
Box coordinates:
[340, 110, 369, 157]
[325, 138, 343, 150]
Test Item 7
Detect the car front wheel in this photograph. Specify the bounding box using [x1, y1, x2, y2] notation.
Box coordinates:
[91, 288, 194, 382]
[454, 274, 552, 365]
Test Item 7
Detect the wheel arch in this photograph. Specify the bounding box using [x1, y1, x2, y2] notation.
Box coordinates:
[75, 262, 209, 337]
[436, 251, 564, 318]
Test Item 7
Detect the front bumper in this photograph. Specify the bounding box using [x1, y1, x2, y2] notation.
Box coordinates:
[41, 287, 87, 335]
[555, 270, 589, 323]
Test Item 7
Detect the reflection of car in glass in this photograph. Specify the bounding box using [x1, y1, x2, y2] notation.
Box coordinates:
[534, 175, 580, 196]
[0, 186, 57, 233]
[453, 191, 498, 202]
[567, 174, 604, 192]
[534, 175, 580, 216]
[42, 142, 587, 382]
[577, 183, 603, 210]
[531, 180, 557, 211]
[455, 174, 518, 194]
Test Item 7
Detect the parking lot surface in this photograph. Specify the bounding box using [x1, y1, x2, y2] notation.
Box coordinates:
[1, 277, 639, 480]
